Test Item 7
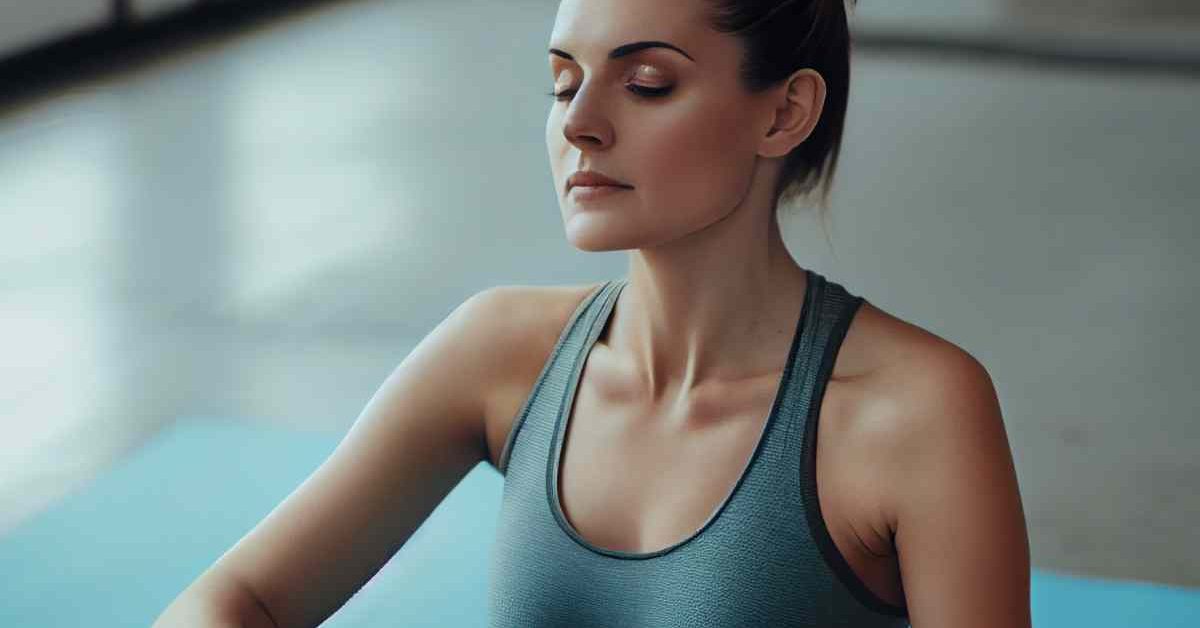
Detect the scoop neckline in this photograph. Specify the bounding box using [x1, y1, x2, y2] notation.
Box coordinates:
[545, 269, 817, 560]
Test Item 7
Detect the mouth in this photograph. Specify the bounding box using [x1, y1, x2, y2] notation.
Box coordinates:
[566, 170, 633, 192]
[568, 181, 633, 189]
[570, 183, 630, 190]
[569, 184, 631, 202]
[566, 181, 634, 196]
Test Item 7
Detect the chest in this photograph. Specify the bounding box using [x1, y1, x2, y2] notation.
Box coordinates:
[485, 294, 912, 609]
[555, 377, 772, 554]
[553, 367, 905, 607]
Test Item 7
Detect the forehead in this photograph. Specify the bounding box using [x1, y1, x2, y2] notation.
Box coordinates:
[549, 0, 710, 52]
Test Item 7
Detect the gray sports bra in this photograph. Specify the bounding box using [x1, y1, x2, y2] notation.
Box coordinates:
[488, 269, 909, 627]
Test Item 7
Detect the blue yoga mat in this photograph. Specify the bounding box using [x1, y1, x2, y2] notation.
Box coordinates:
[1, 418, 1197, 627]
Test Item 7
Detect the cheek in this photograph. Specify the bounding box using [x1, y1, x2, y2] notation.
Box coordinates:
[637, 102, 755, 210]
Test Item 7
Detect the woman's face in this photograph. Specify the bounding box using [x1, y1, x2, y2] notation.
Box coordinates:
[546, 0, 776, 252]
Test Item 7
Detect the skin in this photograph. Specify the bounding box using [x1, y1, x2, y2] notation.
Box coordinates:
[547, 0, 821, 409]
[542, 1, 1032, 626]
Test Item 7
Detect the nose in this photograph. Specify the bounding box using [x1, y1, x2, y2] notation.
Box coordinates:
[560, 85, 613, 150]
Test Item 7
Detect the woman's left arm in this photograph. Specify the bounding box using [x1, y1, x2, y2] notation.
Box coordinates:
[886, 346, 1032, 628]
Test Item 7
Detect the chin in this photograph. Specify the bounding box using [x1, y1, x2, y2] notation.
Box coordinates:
[563, 222, 635, 253]
[566, 234, 627, 253]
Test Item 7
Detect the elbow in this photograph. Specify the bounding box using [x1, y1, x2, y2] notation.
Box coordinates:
[152, 572, 280, 628]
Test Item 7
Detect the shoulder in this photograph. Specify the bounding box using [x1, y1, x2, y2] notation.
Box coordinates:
[438, 281, 605, 418]
[847, 303, 1030, 625]
[850, 299, 1002, 448]
[851, 299, 1022, 531]
[840, 300, 1009, 515]
[460, 282, 607, 384]
[472, 281, 607, 317]
[859, 300, 995, 407]
[835, 299, 996, 416]
[864, 301, 1000, 450]
[465, 281, 608, 463]
[467, 281, 608, 360]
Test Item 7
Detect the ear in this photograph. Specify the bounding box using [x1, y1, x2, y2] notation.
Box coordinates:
[760, 68, 826, 158]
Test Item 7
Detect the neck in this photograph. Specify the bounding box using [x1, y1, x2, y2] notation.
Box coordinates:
[610, 209, 809, 411]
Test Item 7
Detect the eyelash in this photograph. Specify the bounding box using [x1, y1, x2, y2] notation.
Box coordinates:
[546, 84, 673, 101]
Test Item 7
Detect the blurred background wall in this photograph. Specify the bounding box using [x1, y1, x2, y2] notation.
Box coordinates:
[0, 2, 109, 56]
[0, 1, 197, 56]
[1, 0, 1197, 617]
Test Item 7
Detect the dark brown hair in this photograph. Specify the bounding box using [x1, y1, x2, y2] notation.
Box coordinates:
[702, 0, 854, 216]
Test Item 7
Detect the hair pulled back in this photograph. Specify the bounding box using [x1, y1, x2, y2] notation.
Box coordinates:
[702, 0, 854, 214]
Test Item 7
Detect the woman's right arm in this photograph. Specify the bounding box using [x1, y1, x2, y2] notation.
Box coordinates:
[152, 568, 277, 627]
[152, 287, 514, 628]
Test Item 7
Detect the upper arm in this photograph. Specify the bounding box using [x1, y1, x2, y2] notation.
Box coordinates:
[886, 346, 1031, 628]
[199, 288, 507, 628]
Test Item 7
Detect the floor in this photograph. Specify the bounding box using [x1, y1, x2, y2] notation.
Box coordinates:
[1, 0, 1197, 589]
[6, 418, 1198, 626]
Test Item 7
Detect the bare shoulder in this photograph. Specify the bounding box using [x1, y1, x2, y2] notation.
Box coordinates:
[833, 298, 990, 400]
[829, 297, 999, 492]
[847, 304, 1028, 626]
[470, 281, 608, 471]
[842, 298, 1009, 511]
[837, 299, 976, 380]
[872, 297, 990, 385]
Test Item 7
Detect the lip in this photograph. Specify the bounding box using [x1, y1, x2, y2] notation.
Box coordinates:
[570, 184, 630, 203]
[567, 170, 632, 191]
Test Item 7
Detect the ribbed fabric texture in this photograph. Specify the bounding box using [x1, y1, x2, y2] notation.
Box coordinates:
[488, 269, 910, 627]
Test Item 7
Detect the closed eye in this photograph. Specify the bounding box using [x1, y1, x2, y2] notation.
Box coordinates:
[547, 84, 673, 101]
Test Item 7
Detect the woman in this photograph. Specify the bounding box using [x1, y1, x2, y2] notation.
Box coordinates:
[154, 1, 1030, 627]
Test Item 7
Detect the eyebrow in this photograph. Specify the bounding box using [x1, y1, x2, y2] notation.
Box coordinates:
[548, 40, 695, 63]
